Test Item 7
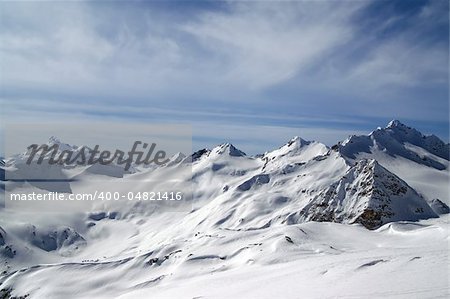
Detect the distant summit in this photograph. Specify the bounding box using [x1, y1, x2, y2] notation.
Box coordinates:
[338, 120, 449, 170]
[213, 143, 246, 157]
[386, 119, 405, 129]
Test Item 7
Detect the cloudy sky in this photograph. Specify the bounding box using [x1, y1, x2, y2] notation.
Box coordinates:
[0, 0, 448, 154]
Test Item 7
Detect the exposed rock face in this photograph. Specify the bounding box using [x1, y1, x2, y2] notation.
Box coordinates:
[27, 225, 86, 254]
[189, 149, 211, 162]
[0, 228, 5, 246]
[429, 199, 450, 215]
[300, 159, 437, 229]
[237, 174, 270, 191]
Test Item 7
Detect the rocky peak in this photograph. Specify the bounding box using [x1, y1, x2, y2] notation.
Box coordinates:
[214, 143, 246, 157]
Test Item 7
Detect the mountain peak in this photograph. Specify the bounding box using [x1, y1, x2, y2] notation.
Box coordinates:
[214, 143, 246, 157]
[337, 120, 449, 169]
[45, 136, 76, 152]
[286, 136, 309, 147]
[386, 119, 405, 129]
[48, 136, 62, 144]
[302, 157, 438, 229]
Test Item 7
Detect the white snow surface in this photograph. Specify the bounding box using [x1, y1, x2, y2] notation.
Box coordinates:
[0, 120, 449, 298]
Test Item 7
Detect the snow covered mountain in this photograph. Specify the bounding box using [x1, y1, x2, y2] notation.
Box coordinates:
[336, 120, 449, 206]
[181, 122, 446, 230]
[338, 120, 449, 167]
[0, 120, 449, 298]
[300, 159, 437, 229]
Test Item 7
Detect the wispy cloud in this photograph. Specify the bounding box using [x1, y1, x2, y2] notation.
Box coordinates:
[0, 0, 448, 150]
[181, 1, 361, 89]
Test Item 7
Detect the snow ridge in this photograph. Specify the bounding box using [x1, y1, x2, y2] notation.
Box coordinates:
[0, 120, 449, 298]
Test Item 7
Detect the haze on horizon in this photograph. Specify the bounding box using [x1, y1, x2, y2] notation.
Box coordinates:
[0, 0, 448, 154]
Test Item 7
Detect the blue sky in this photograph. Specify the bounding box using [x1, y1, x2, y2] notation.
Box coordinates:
[0, 0, 448, 154]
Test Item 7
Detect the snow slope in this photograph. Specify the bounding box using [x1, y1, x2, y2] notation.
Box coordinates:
[1, 216, 448, 299]
[337, 120, 449, 205]
[0, 121, 448, 298]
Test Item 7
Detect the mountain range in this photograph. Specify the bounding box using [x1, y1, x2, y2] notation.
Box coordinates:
[0, 120, 449, 298]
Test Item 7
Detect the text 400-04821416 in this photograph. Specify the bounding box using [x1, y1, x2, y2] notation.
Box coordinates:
[92, 191, 184, 201]
[126, 191, 183, 201]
